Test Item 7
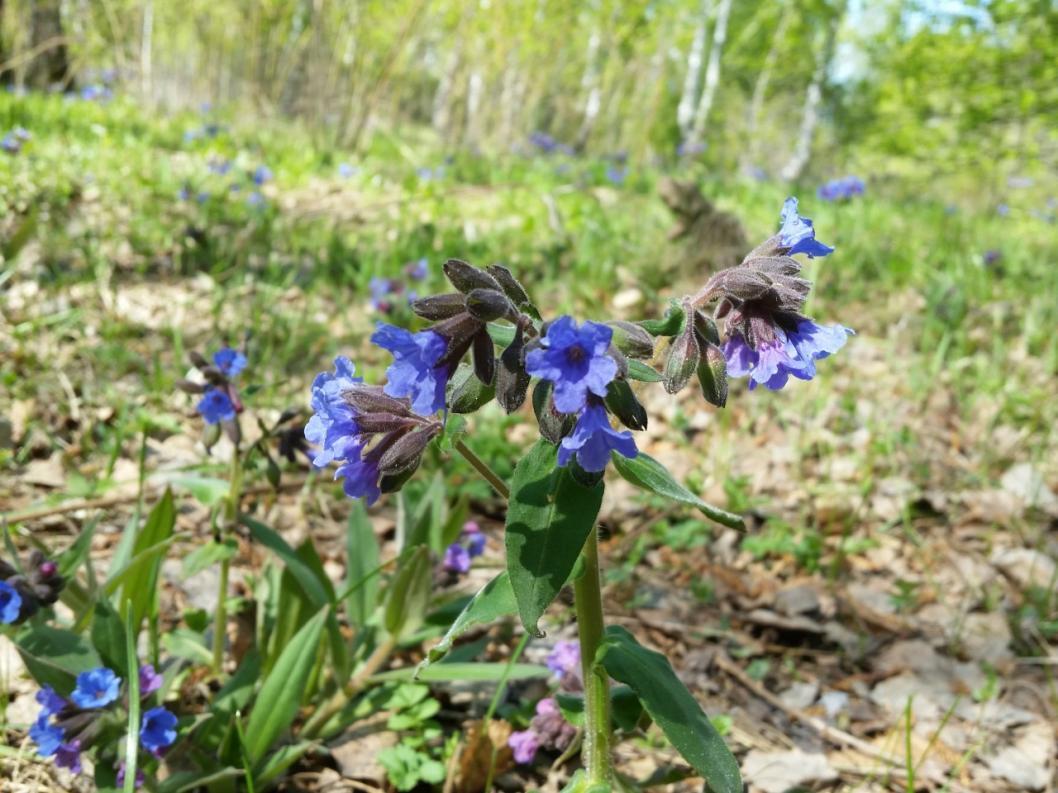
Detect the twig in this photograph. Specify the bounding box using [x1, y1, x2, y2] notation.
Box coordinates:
[715, 652, 899, 766]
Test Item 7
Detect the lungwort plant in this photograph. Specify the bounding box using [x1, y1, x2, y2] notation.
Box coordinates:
[306, 196, 851, 790]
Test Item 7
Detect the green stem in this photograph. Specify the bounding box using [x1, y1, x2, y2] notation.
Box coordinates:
[574, 526, 612, 784]
[455, 439, 510, 499]
[301, 636, 397, 738]
[213, 445, 243, 674]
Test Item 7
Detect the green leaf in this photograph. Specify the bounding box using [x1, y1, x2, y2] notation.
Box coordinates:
[155, 769, 243, 793]
[57, 518, 99, 580]
[627, 360, 663, 382]
[383, 546, 432, 639]
[345, 501, 380, 628]
[243, 515, 333, 608]
[161, 628, 213, 666]
[505, 441, 604, 636]
[611, 452, 743, 530]
[91, 599, 128, 673]
[182, 539, 237, 578]
[416, 572, 516, 674]
[486, 322, 517, 347]
[375, 662, 549, 683]
[598, 626, 741, 793]
[114, 490, 177, 631]
[16, 626, 102, 692]
[161, 474, 231, 507]
[243, 606, 328, 763]
[253, 741, 314, 787]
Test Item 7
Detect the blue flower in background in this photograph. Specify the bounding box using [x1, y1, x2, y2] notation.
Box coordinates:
[723, 319, 851, 391]
[207, 158, 231, 176]
[30, 718, 65, 757]
[371, 324, 448, 416]
[117, 762, 145, 788]
[213, 348, 247, 379]
[508, 728, 541, 764]
[140, 706, 178, 756]
[196, 192, 210, 204]
[997, 203, 1010, 217]
[369, 276, 396, 311]
[71, 668, 120, 709]
[252, 165, 273, 185]
[605, 164, 627, 186]
[337, 162, 358, 178]
[546, 641, 580, 680]
[0, 580, 22, 623]
[247, 191, 266, 207]
[304, 357, 362, 467]
[676, 140, 707, 158]
[529, 131, 559, 153]
[778, 197, 834, 258]
[442, 543, 471, 574]
[196, 389, 236, 424]
[464, 521, 485, 557]
[525, 317, 617, 414]
[817, 176, 865, 202]
[55, 739, 83, 774]
[139, 664, 163, 697]
[36, 686, 66, 718]
[405, 258, 428, 281]
[557, 403, 638, 472]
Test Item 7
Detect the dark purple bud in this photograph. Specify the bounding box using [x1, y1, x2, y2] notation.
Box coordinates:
[471, 330, 496, 385]
[377, 426, 439, 476]
[39, 561, 57, 578]
[343, 386, 410, 416]
[222, 417, 241, 447]
[189, 351, 210, 370]
[411, 293, 466, 321]
[604, 380, 647, 431]
[175, 379, 207, 395]
[697, 342, 728, 408]
[607, 321, 655, 359]
[485, 264, 534, 311]
[496, 324, 531, 413]
[354, 413, 415, 434]
[465, 288, 512, 322]
[443, 259, 502, 294]
[715, 268, 773, 301]
[662, 314, 701, 395]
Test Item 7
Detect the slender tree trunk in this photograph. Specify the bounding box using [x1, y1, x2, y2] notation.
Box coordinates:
[687, 0, 732, 147]
[464, 69, 484, 147]
[740, 1, 792, 172]
[780, 16, 839, 182]
[676, 0, 711, 140]
[576, 29, 603, 150]
[432, 48, 460, 139]
[26, 0, 70, 90]
[140, 0, 154, 100]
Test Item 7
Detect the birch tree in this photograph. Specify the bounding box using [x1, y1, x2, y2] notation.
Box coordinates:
[676, 0, 711, 141]
[687, 0, 733, 147]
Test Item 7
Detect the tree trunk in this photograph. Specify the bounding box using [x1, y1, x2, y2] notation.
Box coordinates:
[676, 0, 711, 140]
[780, 15, 839, 182]
[740, 1, 792, 172]
[140, 0, 154, 100]
[26, 0, 70, 90]
[687, 0, 732, 147]
[575, 29, 603, 150]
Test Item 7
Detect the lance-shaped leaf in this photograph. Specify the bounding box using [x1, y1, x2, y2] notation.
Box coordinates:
[416, 572, 516, 674]
[505, 441, 604, 636]
[597, 626, 742, 793]
[383, 545, 432, 639]
[611, 451, 743, 530]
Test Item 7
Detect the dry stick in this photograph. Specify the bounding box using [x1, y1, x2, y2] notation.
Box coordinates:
[715, 653, 899, 767]
[3, 477, 310, 524]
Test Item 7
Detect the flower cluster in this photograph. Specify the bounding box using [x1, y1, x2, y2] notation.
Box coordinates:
[306, 357, 443, 504]
[369, 259, 428, 313]
[508, 641, 582, 764]
[442, 521, 487, 575]
[0, 551, 64, 625]
[528, 131, 574, 156]
[817, 176, 865, 202]
[1, 126, 30, 154]
[176, 346, 247, 434]
[688, 197, 852, 392]
[30, 664, 177, 780]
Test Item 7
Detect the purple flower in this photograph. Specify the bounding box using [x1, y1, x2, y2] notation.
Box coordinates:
[55, 740, 82, 774]
[71, 668, 120, 709]
[140, 706, 178, 756]
[723, 319, 851, 391]
[371, 323, 448, 416]
[997, 203, 1010, 217]
[212, 348, 247, 379]
[196, 389, 236, 424]
[546, 641, 580, 680]
[36, 686, 66, 718]
[334, 454, 381, 505]
[464, 521, 486, 557]
[30, 717, 64, 757]
[525, 317, 617, 414]
[817, 176, 865, 202]
[139, 664, 163, 697]
[207, 158, 231, 176]
[252, 165, 273, 185]
[605, 164, 627, 185]
[337, 163, 357, 178]
[508, 729, 541, 764]
[369, 277, 395, 312]
[117, 762, 145, 788]
[983, 250, 1002, 267]
[557, 404, 638, 472]
[778, 197, 834, 258]
[305, 357, 362, 467]
[442, 543, 471, 574]
[405, 258, 428, 281]
[0, 580, 21, 623]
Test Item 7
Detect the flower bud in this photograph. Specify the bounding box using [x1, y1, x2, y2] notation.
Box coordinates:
[378, 425, 439, 476]
[471, 330, 496, 385]
[175, 379, 207, 394]
[485, 264, 535, 314]
[662, 309, 701, 395]
[189, 351, 210, 370]
[638, 302, 685, 337]
[532, 381, 573, 444]
[411, 293, 466, 320]
[693, 310, 720, 346]
[697, 341, 728, 407]
[496, 324, 531, 413]
[443, 258, 502, 293]
[606, 321, 655, 359]
[344, 386, 409, 416]
[465, 288, 512, 322]
[604, 380, 647, 431]
[355, 413, 414, 433]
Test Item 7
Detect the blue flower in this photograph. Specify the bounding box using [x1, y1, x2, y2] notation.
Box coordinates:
[140, 706, 178, 756]
[247, 191, 266, 207]
[117, 762, 145, 788]
[371, 324, 448, 416]
[0, 580, 22, 623]
[207, 159, 231, 176]
[71, 668, 120, 709]
[252, 165, 273, 185]
[334, 455, 381, 505]
[36, 685, 66, 718]
[305, 357, 362, 467]
[605, 164, 627, 186]
[30, 717, 64, 757]
[525, 318, 617, 414]
[442, 543, 471, 574]
[778, 197, 834, 258]
[212, 348, 247, 378]
[817, 176, 865, 202]
[405, 258, 428, 281]
[557, 404, 638, 472]
[997, 203, 1010, 217]
[723, 319, 851, 391]
[139, 664, 163, 697]
[546, 641, 580, 680]
[464, 521, 485, 557]
[1, 133, 20, 154]
[369, 276, 395, 311]
[196, 389, 236, 424]
[337, 162, 357, 178]
[55, 739, 82, 774]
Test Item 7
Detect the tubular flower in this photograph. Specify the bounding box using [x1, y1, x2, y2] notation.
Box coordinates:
[525, 317, 618, 414]
[778, 197, 834, 258]
[196, 389, 236, 424]
[0, 580, 21, 623]
[557, 402, 638, 472]
[372, 323, 449, 416]
[71, 668, 121, 709]
[305, 358, 443, 504]
[140, 707, 178, 756]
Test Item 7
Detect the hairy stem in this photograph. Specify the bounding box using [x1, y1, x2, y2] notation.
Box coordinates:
[574, 526, 612, 784]
[212, 446, 242, 673]
[455, 439, 510, 499]
[301, 636, 397, 738]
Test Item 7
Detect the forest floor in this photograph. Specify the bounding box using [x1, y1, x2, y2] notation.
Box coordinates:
[2, 94, 1057, 792]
